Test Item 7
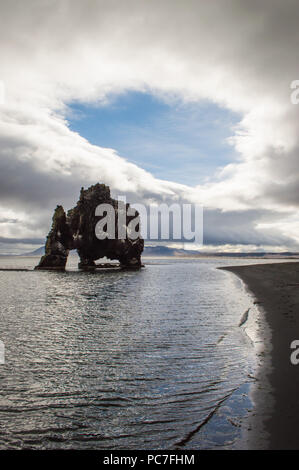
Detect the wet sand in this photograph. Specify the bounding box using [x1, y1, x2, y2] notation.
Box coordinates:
[221, 262, 299, 449]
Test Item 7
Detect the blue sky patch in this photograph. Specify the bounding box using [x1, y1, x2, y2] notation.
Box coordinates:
[67, 91, 240, 186]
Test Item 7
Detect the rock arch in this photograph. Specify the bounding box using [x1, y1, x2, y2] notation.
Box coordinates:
[35, 184, 144, 271]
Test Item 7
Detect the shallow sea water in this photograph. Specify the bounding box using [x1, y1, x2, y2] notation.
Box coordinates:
[0, 256, 275, 449]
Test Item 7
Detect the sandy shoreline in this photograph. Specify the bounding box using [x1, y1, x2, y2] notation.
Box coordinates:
[221, 262, 299, 449]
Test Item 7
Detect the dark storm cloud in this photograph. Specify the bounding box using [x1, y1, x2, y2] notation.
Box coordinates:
[203, 209, 294, 247]
[0, 236, 44, 245]
[0, 0, 299, 250]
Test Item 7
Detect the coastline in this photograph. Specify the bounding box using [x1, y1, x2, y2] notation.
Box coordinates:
[221, 262, 299, 449]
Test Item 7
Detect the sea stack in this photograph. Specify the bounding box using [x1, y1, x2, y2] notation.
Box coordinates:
[35, 183, 144, 271]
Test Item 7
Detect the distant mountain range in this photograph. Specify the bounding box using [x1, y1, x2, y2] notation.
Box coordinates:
[21, 245, 299, 259]
[23, 246, 45, 256]
[143, 246, 299, 258]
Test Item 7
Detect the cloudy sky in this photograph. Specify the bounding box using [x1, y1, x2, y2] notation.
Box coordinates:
[0, 0, 299, 254]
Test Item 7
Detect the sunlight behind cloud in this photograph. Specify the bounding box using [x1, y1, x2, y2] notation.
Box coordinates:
[0, 0, 299, 252]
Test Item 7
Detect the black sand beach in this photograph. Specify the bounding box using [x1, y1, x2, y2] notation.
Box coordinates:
[222, 262, 299, 449]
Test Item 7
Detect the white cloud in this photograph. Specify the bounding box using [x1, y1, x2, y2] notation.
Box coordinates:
[0, 0, 299, 252]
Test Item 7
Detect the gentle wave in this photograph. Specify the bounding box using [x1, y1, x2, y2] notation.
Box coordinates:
[0, 257, 260, 449]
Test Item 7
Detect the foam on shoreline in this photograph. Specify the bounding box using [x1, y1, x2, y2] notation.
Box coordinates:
[220, 262, 299, 449]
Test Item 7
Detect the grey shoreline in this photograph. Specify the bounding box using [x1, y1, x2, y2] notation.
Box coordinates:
[221, 262, 299, 449]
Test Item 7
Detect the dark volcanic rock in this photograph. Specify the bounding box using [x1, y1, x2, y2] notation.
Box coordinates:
[35, 205, 71, 270]
[35, 184, 144, 271]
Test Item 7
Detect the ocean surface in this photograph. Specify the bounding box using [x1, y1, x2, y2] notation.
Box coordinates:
[0, 256, 273, 449]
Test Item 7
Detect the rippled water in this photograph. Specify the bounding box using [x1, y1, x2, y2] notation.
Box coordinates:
[0, 256, 268, 449]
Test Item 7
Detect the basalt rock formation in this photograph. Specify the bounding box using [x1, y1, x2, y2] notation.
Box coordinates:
[35, 184, 144, 271]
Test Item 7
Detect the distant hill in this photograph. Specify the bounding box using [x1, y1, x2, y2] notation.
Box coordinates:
[143, 246, 199, 257]
[22, 246, 45, 256]
[22, 245, 299, 259]
[143, 246, 299, 258]
[25, 245, 186, 258]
